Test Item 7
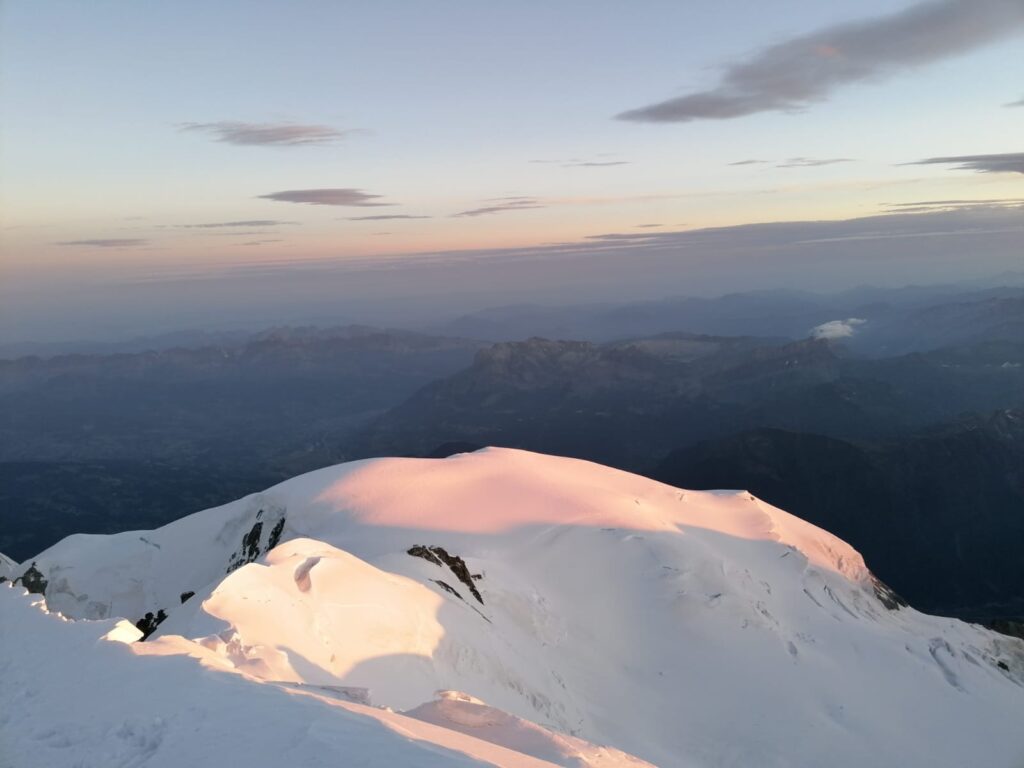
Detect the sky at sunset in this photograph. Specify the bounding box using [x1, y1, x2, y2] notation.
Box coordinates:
[2, 0, 1022, 341]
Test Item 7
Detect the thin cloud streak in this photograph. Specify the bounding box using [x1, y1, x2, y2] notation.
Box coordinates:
[584, 232, 662, 243]
[617, 0, 1024, 123]
[177, 220, 297, 229]
[531, 156, 630, 168]
[180, 121, 350, 146]
[259, 189, 392, 206]
[883, 198, 1024, 211]
[58, 239, 148, 248]
[563, 160, 630, 167]
[346, 214, 431, 221]
[777, 157, 854, 168]
[205, 231, 279, 237]
[452, 197, 545, 217]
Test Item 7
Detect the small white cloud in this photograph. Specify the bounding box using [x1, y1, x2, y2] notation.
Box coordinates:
[810, 318, 866, 340]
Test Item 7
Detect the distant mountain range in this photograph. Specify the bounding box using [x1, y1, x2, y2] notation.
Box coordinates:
[2, 281, 1023, 624]
[358, 335, 1024, 467]
[6, 279, 1023, 359]
[434, 283, 1024, 355]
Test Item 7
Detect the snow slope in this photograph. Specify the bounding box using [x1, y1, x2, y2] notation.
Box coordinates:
[0, 588, 617, 768]
[4, 448, 1024, 767]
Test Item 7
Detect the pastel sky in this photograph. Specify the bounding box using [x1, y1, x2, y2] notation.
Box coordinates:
[1, 0, 1023, 341]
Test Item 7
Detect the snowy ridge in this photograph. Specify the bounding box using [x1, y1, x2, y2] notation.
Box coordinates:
[3, 448, 1023, 767]
[0, 551, 15, 581]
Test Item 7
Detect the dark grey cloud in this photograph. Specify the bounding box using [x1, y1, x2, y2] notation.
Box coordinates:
[258, 189, 392, 206]
[728, 159, 768, 166]
[178, 220, 297, 229]
[345, 214, 431, 221]
[1006, 96, 1024, 107]
[242, 239, 284, 247]
[180, 121, 349, 146]
[617, 0, 1024, 123]
[636, 223, 663, 228]
[452, 197, 545, 217]
[777, 157, 854, 168]
[909, 152, 1024, 174]
[58, 238, 148, 248]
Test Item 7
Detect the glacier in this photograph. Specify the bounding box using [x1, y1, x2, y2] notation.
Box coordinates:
[2, 447, 1022, 767]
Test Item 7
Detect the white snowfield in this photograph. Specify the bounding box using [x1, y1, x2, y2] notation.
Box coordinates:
[2, 447, 1022, 768]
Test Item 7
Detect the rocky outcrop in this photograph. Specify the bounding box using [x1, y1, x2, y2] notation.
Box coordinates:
[226, 510, 287, 574]
[408, 545, 483, 603]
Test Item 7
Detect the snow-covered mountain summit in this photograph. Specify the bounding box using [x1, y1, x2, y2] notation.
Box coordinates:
[2, 448, 1023, 767]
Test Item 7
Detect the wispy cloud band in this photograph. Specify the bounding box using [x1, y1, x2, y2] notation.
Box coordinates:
[452, 197, 545, 217]
[177, 220, 297, 229]
[776, 157, 853, 168]
[346, 214, 431, 221]
[58, 238, 148, 248]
